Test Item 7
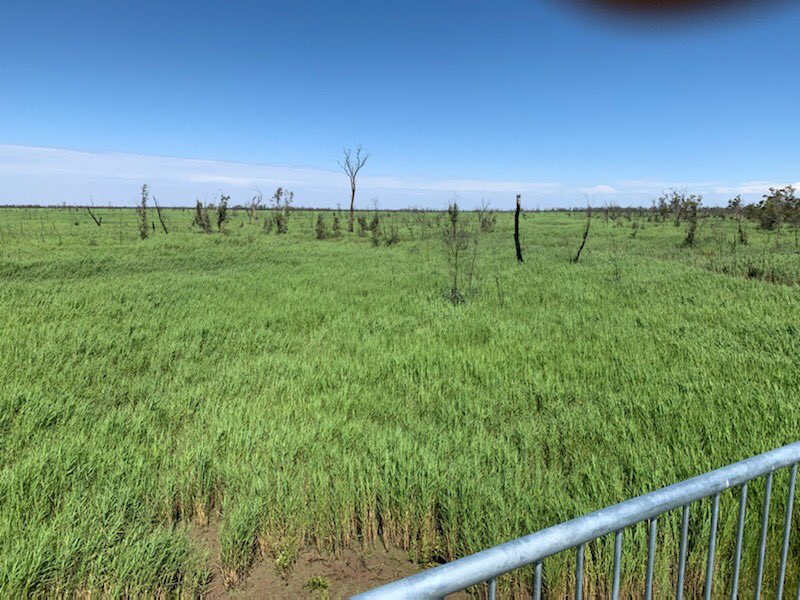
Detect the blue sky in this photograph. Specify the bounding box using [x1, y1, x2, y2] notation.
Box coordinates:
[1, 0, 798, 208]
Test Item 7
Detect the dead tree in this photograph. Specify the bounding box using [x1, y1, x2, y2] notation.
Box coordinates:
[249, 188, 263, 223]
[514, 194, 524, 263]
[572, 207, 592, 263]
[153, 196, 169, 234]
[194, 200, 212, 233]
[338, 145, 369, 232]
[86, 206, 102, 226]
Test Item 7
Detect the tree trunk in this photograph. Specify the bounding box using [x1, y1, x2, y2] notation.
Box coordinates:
[348, 184, 356, 232]
[572, 214, 591, 263]
[514, 194, 524, 263]
[87, 207, 102, 226]
[154, 199, 169, 234]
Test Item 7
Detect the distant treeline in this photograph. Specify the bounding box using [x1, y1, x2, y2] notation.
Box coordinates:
[1, 185, 796, 232]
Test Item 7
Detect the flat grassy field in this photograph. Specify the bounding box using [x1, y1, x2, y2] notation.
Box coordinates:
[0, 206, 798, 597]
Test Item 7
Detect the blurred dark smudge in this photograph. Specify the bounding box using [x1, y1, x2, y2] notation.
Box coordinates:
[567, 0, 789, 22]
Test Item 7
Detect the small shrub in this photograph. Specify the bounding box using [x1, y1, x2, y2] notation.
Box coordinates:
[369, 214, 381, 247]
[303, 575, 331, 598]
[682, 196, 701, 247]
[270, 187, 293, 234]
[274, 545, 298, 575]
[357, 214, 368, 237]
[443, 202, 471, 304]
[332, 211, 341, 237]
[217, 195, 230, 231]
[478, 201, 497, 233]
[728, 196, 748, 246]
[137, 184, 149, 240]
[738, 220, 748, 246]
[384, 220, 400, 246]
[315, 214, 327, 240]
[249, 189, 263, 223]
[273, 212, 286, 234]
[304, 576, 330, 593]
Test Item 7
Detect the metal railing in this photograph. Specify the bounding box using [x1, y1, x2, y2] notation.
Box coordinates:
[353, 441, 800, 599]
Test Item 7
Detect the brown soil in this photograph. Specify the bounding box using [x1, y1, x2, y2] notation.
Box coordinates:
[187, 520, 464, 599]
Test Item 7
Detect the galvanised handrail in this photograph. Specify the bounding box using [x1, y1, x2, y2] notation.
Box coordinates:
[353, 441, 800, 600]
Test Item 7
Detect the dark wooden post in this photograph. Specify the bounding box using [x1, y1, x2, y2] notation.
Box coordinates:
[514, 194, 524, 263]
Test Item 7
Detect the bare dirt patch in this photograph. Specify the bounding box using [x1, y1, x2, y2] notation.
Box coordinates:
[187, 521, 462, 599]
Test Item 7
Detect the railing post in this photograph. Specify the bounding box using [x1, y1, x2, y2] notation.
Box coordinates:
[755, 473, 773, 600]
[730, 484, 748, 600]
[704, 493, 720, 600]
[645, 518, 657, 600]
[677, 505, 690, 600]
[612, 530, 622, 600]
[776, 464, 797, 598]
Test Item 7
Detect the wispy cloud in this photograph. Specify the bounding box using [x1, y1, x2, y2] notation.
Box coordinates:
[581, 184, 617, 195]
[711, 181, 800, 195]
[0, 144, 793, 208]
[0, 144, 563, 208]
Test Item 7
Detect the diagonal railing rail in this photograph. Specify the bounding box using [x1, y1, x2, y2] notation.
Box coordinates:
[353, 441, 800, 599]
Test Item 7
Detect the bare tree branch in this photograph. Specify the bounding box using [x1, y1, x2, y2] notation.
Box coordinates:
[339, 145, 370, 232]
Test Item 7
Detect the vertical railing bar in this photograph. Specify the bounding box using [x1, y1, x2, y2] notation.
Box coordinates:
[677, 504, 690, 600]
[646, 517, 657, 600]
[488, 576, 497, 600]
[704, 493, 721, 600]
[731, 483, 748, 600]
[612, 529, 623, 600]
[533, 561, 542, 600]
[777, 464, 798, 598]
[575, 543, 585, 600]
[755, 472, 773, 600]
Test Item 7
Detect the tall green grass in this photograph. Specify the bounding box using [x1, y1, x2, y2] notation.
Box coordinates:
[0, 207, 797, 596]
